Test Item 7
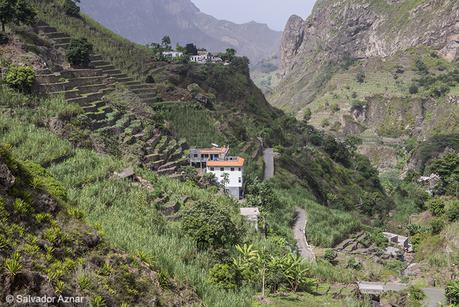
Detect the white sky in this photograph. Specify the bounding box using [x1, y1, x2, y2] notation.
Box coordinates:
[191, 0, 316, 31]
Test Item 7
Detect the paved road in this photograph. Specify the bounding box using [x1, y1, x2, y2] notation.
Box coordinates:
[263, 148, 274, 180]
[293, 208, 315, 261]
[358, 282, 446, 306]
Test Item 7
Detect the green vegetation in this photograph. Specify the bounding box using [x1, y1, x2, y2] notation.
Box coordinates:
[4, 65, 35, 93]
[66, 38, 93, 67]
[446, 280, 459, 305]
[182, 201, 241, 250]
[0, 0, 36, 32]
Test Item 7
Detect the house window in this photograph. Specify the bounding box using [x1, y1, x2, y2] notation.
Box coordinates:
[210, 167, 214, 171]
[238, 168, 241, 171]
[231, 168, 235, 171]
[220, 168, 224, 172]
[238, 177, 242, 183]
[194, 154, 198, 157]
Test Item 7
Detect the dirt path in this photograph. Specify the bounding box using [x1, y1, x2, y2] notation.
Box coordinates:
[293, 208, 315, 261]
[263, 148, 274, 180]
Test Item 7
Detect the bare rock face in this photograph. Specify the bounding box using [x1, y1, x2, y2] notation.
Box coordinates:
[0, 157, 15, 191]
[280, 15, 306, 75]
[275, 0, 459, 110]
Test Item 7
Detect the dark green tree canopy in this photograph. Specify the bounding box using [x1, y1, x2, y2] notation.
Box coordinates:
[182, 201, 240, 250]
[0, 0, 36, 32]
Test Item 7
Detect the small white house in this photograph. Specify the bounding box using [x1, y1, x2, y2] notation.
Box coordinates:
[206, 156, 245, 199]
[190, 54, 211, 64]
[162, 51, 184, 58]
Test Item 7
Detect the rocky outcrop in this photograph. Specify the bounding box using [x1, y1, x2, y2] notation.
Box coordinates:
[0, 156, 15, 191]
[274, 0, 459, 108]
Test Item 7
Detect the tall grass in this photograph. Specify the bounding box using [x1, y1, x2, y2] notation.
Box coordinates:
[275, 187, 361, 247]
[49, 149, 124, 187]
[159, 104, 226, 147]
[0, 113, 73, 166]
[69, 179, 252, 306]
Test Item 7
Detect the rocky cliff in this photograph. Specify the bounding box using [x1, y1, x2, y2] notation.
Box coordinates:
[270, 0, 459, 171]
[79, 0, 281, 64]
[278, 0, 458, 78]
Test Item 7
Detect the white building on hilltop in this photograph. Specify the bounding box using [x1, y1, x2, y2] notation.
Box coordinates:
[188, 146, 244, 199]
[162, 51, 184, 58]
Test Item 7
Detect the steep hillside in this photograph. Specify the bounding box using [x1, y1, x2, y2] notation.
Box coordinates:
[1, 1, 439, 305]
[0, 145, 200, 305]
[78, 0, 282, 64]
[269, 0, 459, 172]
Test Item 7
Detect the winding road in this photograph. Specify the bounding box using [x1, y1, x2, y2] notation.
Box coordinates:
[263, 148, 274, 180]
[293, 208, 316, 261]
[262, 149, 315, 261]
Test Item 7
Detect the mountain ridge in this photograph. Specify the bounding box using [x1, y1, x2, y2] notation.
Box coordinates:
[79, 0, 282, 63]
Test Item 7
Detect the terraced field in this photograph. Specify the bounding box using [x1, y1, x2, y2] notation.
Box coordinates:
[33, 22, 187, 175]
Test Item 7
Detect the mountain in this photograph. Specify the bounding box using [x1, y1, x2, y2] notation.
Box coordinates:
[78, 0, 282, 63]
[269, 0, 459, 171]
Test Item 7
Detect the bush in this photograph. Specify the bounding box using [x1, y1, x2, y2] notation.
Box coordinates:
[208, 264, 239, 290]
[429, 217, 444, 235]
[63, 0, 80, 17]
[66, 38, 93, 67]
[446, 280, 459, 305]
[182, 201, 239, 250]
[409, 84, 419, 94]
[0, 33, 9, 45]
[445, 201, 459, 222]
[4, 65, 35, 93]
[323, 249, 337, 263]
[427, 197, 445, 216]
[356, 71, 366, 83]
[145, 75, 155, 84]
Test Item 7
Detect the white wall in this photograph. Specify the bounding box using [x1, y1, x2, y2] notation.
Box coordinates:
[207, 166, 243, 188]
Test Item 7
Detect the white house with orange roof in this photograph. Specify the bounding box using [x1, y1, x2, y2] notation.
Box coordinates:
[188, 146, 245, 199]
[207, 156, 245, 199]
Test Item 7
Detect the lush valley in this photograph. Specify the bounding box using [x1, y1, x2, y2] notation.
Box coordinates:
[0, 0, 458, 306]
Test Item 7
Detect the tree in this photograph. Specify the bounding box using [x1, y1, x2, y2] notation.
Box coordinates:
[182, 201, 239, 250]
[245, 178, 280, 211]
[0, 0, 36, 32]
[63, 0, 80, 17]
[161, 35, 171, 50]
[185, 43, 198, 55]
[66, 38, 93, 67]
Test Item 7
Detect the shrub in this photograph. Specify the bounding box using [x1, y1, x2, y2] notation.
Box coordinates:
[356, 71, 366, 83]
[145, 75, 155, 83]
[446, 280, 459, 304]
[427, 197, 445, 216]
[208, 264, 239, 290]
[0, 33, 9, 45]
[445, 201, 459, 222]
[323, 249, 337, 263]
[409, 84, 419, 94]
[63, 0, 80, 17]
[66, 38, 93, 67]
[429, 217, 444, 235]
[182, 201, 239, 250]
[4, 65, 36, 93]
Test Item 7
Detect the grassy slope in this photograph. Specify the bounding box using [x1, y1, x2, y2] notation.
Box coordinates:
[0, 91, 252, 306]
[0, 146, 200, 305]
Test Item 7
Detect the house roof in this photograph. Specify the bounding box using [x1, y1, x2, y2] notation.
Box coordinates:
[207, 157, 245, 167]
[198, 147, 229, 155]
